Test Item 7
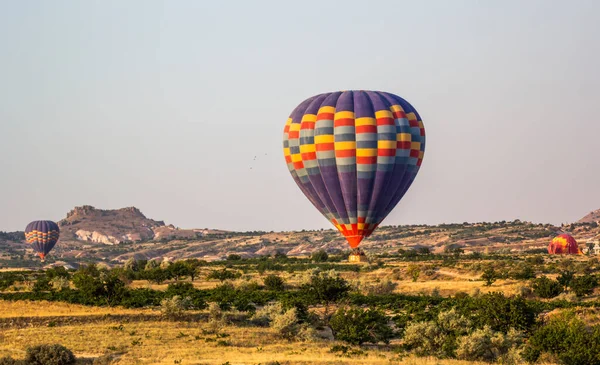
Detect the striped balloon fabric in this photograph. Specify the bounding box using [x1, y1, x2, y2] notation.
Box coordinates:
[283, 90, 425, 248]
[24, 220, 60, 261]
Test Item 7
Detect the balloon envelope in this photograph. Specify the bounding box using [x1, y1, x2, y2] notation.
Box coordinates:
[282, 90, 425, 248]
[25, 220, 60, 260]
[548, 234, 581, 254]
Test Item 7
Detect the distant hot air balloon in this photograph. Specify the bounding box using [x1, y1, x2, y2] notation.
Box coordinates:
[548, 234, 581, 255]
[25, 220, 60, 261]
[282, 91, 425, 257]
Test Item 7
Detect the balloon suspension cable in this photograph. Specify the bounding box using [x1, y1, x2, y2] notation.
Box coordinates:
[351, 247, 365, 256]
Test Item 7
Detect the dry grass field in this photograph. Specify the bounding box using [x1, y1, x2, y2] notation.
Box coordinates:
[1, 254, 597, 365]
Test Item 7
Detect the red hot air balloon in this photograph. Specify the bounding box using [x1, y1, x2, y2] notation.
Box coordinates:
[25, 220, 60, 262]
[282, 91, 425, 257]
[548, 234, 581, 255]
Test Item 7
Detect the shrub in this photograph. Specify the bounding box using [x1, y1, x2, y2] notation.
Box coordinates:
[263, 275, 285, 291]
[403, 308, 471, 358]
[207, 269, 241, 282]
[481, 268, 497, 286]
[557, 270, 575, 289]
[468, 292, 538, 333]
[160, 295, 192, 319]
[437, 308, 471, 334]
[511, 264, 536, 280]
[403, 321, 446, 356]
[532, 276, 563, 299]
[406, 264, 421, 282]
[455, 326, 523, 362]
[206, 302, 226, 334]
[25, 344, 76, 365]
[32, 276, 52, 292]
[311, 250, 329, 262]
[522, 312, 600, 365]
[271, 307, 300, 340]
[0, 357, 22, 365]
[362, 279, 397, 296]
[49, 277, 70, 291]
[570, 275, 598, 297]
[330, 307, 393, 345]
[227, 254, 242, 261]
[144, 259, 160, 270]
[252, 303, 283, 326]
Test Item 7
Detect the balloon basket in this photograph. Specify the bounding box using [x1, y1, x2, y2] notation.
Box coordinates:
[348, 249, 368, 263]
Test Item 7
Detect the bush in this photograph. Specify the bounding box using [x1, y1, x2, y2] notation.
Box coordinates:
[557, 270, 575, 288]
[468, 292, 538, 333]
[160, 295, 192, 319]
[251, 303, 311, 340]
[532, 276, 563, 299]
[25, 344, 76, 365]
[455, 326, 523, 362]
[271, 307, 300, 340]
[0, 357, 22, 365]
[570, 275, 598, 297]
[406, 264, 420, 282]
[49, 277, 70, 291]
[330, 307, 393, 345]
[32, 276, 52, 292]
[481, 268, 497, 286]
[311, 250, 329, 262]
[362, 279, 397, 296]
[263, 275, 285, 291]
[522, 312, 600, 365]
[252, 302, 283, 326]
[206, 302, 226, 334]
[403, 321, 446, 356]
[403, 308, 471, 357]
[207, 269, 241, 282]
[511, 264, 536, 280]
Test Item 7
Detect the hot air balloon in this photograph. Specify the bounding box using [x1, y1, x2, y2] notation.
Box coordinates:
[282, 91, 425, 261]
[24, 220, 60, 262]
[548, 234, 581, 255]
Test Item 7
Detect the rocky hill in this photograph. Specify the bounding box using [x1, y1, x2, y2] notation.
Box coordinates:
[58, 205, 201, 244]
[2, 206, 600, 268]
[578, 209, 600, 223]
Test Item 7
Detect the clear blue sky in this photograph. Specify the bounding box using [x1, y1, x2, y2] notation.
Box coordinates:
[1, 0, 599, 232]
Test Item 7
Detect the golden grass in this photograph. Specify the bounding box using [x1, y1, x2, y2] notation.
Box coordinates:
[0, 300, 155, 318]
[0, 316, 494, 365]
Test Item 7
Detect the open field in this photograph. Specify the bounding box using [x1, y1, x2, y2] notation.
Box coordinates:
[0, 249, 599, 364]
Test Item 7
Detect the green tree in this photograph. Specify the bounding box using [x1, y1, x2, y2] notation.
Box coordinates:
[207, 268, 241, 282]
[481, 268, 497, 286]
[407, 264, 421, 282]
[301, 270, 350, 317]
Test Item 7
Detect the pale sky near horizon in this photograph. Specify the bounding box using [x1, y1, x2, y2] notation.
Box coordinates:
[1, 0, 599, 232]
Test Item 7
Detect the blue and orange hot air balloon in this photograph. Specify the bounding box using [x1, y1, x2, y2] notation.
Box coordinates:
[282, 90, 425, 253]
[25, 220, 60, 261]
[548, 234, 581, 255]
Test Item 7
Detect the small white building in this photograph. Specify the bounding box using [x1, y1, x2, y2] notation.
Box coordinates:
[593, 243, 600, 255]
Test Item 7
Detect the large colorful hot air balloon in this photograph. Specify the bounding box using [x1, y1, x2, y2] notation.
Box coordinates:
[548, 234, 581, 255]
[282, 90, 425, 255]
[24, 220, 60, 261]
